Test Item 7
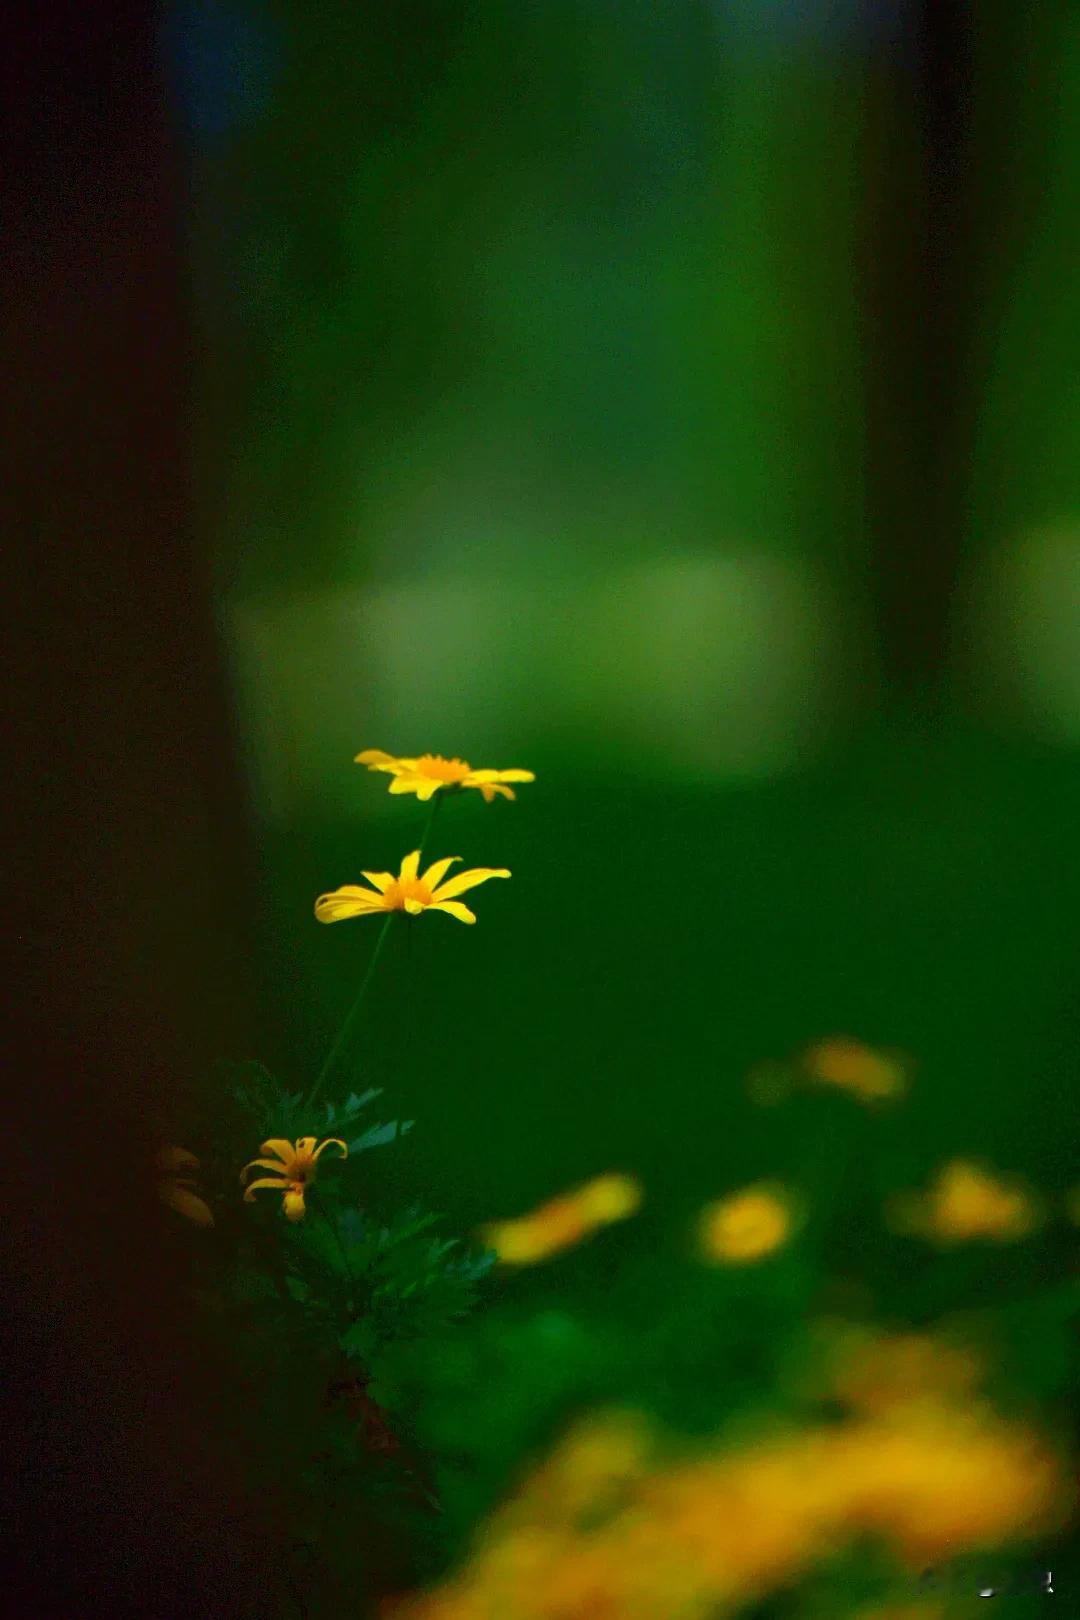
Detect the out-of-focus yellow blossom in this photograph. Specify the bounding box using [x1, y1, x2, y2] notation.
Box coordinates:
[383, 1392, 1066, 1620]
[478, 1174, 643, 1266]
[157, 1146, 213, 1226]
[240, 1135, 347, 1222]
[888, 1159, 1039, 1244]
[800, 1036, 909, 1103]
[315, 849, 510, 927]
[825, 1328, 982, 1416]
[697, 1182, 795, 1264]
[497, 1412, 655, 1535]
[356, 748, 535, 803]
[747, 1038, 908, 1107]
[575, 1174, 642, 1224]
[835, 1401, 1062, 1563]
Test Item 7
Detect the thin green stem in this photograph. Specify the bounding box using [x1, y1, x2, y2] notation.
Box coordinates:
[415, 790, 443, 865]
[305, 912, 395, 1113]
[303, 794, 444, 1116]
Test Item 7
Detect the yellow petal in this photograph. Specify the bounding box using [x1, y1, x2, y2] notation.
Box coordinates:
[420, 855, 461, 890]
[387, 775, 424, 796]
[283, 1189, 306, 1222]
[355, 749, 400, 767]
[388, 774, 442, 799]
[466, 768, 535, 784]
[426, 899, 476, 924]
[429, 866, 510, 901]
[242, 1176, 291, 1202]
[314, 886, 386, 923]
[403, 898, 426, 915]
[399, 850, 421, 883]
[311, 1137, 348, 1162]
[243, 1157, 296, 1177]
[259, 1139, 296, 1164]
[157, 1145, 199, 1173]
[158, 1180, 214, 1226]
[359, 871, 396, 893]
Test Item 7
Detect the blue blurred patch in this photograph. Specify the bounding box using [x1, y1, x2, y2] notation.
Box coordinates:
[712, 0, 909, 50]
[161, 0, 277, 145]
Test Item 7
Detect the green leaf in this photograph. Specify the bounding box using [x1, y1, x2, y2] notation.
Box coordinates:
[349, 1119, 414, 1154]
[340, 1318, 378, 1362]
[346, 1088, 382, 1112]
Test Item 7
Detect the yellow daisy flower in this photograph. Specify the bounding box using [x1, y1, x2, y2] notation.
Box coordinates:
[698, 1182, 795, 1264]
[315, 849, 510, 926]
[157, 1145, 213, 1227]
[800, 1036, 908, 1103]
[240, 1135, 347, 1222]
[356, 748, 535, 803]
[888, 1159, 1038, 1245]
[479, 1173, 643, 1265]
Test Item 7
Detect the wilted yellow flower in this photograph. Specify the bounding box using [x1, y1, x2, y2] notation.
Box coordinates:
[356, 749, 535, 803]
[157, 1145, 213, 1226]
[315, 849, 510, 926]
[240, 1135, 347, 1222]
[478, 1174, 643, 1265]
[800, 1036, 908, 1103]
[698, 1183, 794, 1264]
[888, 1159, 1038, 1244]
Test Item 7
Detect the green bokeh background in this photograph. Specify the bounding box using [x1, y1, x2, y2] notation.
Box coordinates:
[173, 0, 1080, 1603]
[179, 0, 1080, 1227]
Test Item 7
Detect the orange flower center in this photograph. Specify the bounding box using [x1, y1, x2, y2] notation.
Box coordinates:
[382, 877, 433, 910]
[283, 1148, 318, 1182]
[414, 754, 472, 783]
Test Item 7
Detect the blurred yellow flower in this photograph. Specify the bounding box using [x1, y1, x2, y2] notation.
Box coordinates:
[837, 1402, 1062, 1563]
[800, 1036, 908, 1103]
[576, 1174, 642, 1223]
[478, 1174, 642, 1265]
[888, 1159, 1038, 1244]
[356, 748, 535, 803]
[240, 1135, 347, 1222]
[698, 1182, 794, 1264]
[825, 1328, 982, 1416]
[315, 849, 510, 926]
[157, 1145, 213, 1227]
[384, 1393, 1066, 1620]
